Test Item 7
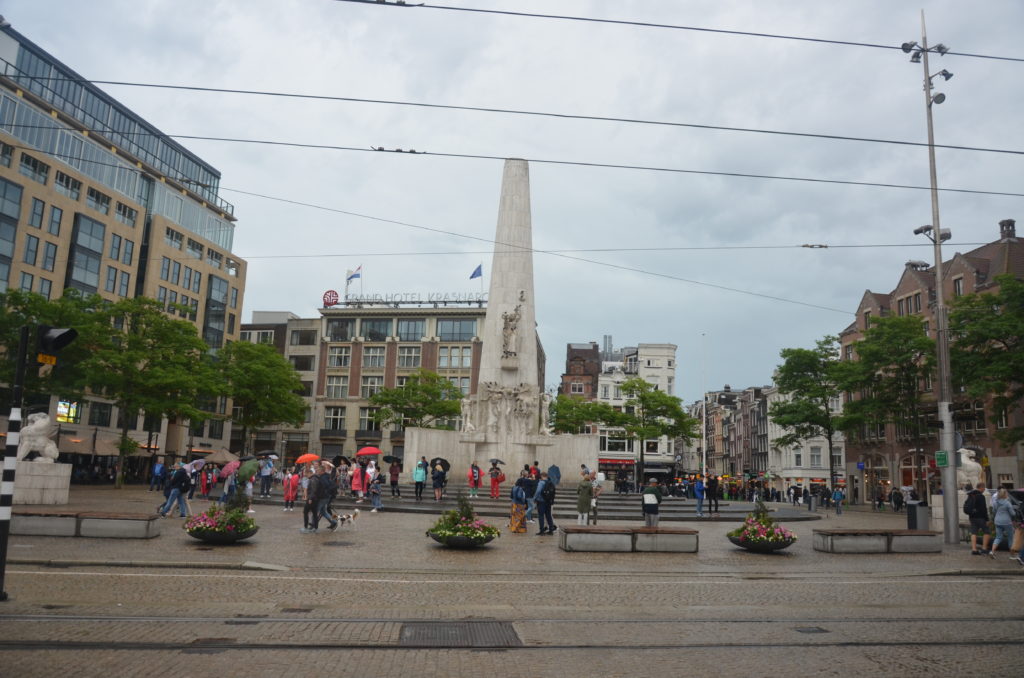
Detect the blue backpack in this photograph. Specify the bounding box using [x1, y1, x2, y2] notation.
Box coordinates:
[511, 484, 526, 502]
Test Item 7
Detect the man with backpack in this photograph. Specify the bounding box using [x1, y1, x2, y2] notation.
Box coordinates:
[964, 481, 991, 555]
[534, 471, 558, 536]
[158, 462, 191, 518]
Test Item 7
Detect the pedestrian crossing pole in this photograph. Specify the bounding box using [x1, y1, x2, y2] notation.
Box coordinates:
[0, 326, 30, 602]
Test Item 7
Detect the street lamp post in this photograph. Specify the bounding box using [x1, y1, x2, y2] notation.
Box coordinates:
[903, 12, 959, 545]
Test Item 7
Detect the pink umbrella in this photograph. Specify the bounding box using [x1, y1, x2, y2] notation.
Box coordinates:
[356, 446, 382, 457]
[220, 460, 241, 476]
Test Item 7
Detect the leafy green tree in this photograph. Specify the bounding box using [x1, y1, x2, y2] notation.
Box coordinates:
[950, 274, 1024, 444]
[217, 340, 305, 453]
[83, 297, 219, 487]
[834, 314, 935, 448]
[619, 377, 698, 483]
[770, 336, 850, 488]
[370, 369, 463, 429]
[0, 289, 106, 408]
[549, 394, 624, 434]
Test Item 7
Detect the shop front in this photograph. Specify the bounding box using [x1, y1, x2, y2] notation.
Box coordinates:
[599, 458, 634, 492]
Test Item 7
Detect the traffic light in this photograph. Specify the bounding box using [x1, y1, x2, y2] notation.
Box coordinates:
[36, 325, 78, 365]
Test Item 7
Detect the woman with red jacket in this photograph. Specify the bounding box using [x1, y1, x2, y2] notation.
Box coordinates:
[488, 462, 504, 499]
[282, 466, 299, 511]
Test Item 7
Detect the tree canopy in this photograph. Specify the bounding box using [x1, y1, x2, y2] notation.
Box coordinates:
[369, 369, 463, 429]
[950, 274, 1024, 444]
[549, 394, 624, 434]
[216, 339, 306, 453]
[770, 335, 848, 485]
[620, 377, 698, 481]
[835, 314, 935, 442]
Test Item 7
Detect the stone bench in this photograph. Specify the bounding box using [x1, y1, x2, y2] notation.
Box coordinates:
[813, 528, 942, 554]
[559, 526, 699, 553]
[12, 509, 162, 539]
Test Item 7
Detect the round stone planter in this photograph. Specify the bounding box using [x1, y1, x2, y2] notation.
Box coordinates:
[427, 532, 495, 549]
[186, 526, 259, 544]
[728, 534, 795, 552]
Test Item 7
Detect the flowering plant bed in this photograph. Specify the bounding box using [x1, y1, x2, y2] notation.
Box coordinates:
[426, 494, 500, 548]
[183, 507, 258, 543]
[727, 500, 796, 552]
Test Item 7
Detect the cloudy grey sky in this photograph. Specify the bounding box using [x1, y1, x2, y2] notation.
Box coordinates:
[7, 0, 1023, 404]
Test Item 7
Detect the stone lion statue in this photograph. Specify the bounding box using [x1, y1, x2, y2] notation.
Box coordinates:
[16, 413, 60, 462]
[956, 448, 983, 490]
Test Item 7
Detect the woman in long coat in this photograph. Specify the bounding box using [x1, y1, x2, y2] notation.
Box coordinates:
[576, 472, 594, 525]
[351, 460, 366, 502]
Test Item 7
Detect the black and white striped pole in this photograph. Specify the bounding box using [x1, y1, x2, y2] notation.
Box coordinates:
[0, 325, 30, 602]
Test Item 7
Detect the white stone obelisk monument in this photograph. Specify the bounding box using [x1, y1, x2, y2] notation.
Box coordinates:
[406, 159, 596, 482]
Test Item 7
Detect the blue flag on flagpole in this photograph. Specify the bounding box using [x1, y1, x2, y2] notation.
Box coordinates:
[469, 264, 483, 280]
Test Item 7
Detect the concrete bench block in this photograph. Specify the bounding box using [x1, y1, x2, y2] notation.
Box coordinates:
[559, 530, 634, 552]
[634, 531, 698, 553]
[79, 516, 162, 539]
[890, 532, 943, 553]
[813, 532, 888, 553]
[11, 515, 77, 537]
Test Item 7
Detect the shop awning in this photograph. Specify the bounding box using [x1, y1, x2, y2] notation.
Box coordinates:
[598, 458, 634, 465]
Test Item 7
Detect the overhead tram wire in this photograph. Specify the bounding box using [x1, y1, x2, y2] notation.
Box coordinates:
[334, 0, 1024, 63]
[6, 119, 1022, 198]
[23, 75, 1024, 157]
[221, 185, 850, 315]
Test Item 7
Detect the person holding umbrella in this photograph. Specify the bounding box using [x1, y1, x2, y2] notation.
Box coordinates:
[488, 460, 505, 499]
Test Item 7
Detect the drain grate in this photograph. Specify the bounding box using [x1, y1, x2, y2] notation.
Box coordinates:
[400, 621, 522, 648]
[794, 626, 830, 634]
[281, 607, 313, 613]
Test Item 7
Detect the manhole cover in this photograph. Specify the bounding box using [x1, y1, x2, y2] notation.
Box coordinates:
[40, 604, 71, 610]
[281, 608, 313, 613]
[794, 627, 830, 634]
[400, 621, 521, 648]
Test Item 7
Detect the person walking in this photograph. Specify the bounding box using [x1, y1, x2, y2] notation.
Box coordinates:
[588, 471, 603, 525]
[300, 466, 315, 532]
[523, 468, 538, 524]
[964, 482, 991, 555]
[694, 476, 706, 517]
[467, 462, 483, 498]
[388, 460, 402, 498]
[149, 459, 165, 492]
[576, 470, 594, 525]
[413, 457, 428, 501]
[832, 486, 845, 516]
[282, 466, 299, 511]
[351, 459, 366, 503]
[989, 488, 1018, 559]
[431, 464, 446, 501]
[310, 464, 339, 533]
[488, 462, 504, 499]
[258, 457, 274, 498]
[706, 475, 720, 515]
[369, 475, 384, 512]
[641, 478, 663, 527]
[158, 462, 191, 518]
[509, 471, 529, 533]
[533, 471, 557, 535]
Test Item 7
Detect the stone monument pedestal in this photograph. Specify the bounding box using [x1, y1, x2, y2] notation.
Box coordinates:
[929, 491, 971, 537]
[9, 461, 71, 505]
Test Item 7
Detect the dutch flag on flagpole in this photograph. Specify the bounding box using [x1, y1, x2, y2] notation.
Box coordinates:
[346, 265, 362, 282]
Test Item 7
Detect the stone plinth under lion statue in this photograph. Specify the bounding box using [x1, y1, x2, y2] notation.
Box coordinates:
[6, 413, 71, 505]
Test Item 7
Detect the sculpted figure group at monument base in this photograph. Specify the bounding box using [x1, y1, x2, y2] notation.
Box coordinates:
[461, 381, 546, 436]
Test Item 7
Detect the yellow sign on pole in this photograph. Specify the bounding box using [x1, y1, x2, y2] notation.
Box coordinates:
[36, 353, 56, 365]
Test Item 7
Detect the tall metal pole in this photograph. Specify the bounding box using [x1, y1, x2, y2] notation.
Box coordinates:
[0, 326, 29, 601]
[701, 332, 707, 476]
[917, 11, 959, 544]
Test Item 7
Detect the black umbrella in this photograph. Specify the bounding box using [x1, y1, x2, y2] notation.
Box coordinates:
[430, 457, 451, 472]
[489, 458, 506, 465]
[239, 455, 257, 462]
[383, 455, 402, 464]
[547, 464, 562, 487]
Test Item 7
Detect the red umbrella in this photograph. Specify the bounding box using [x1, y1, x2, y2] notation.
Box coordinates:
[356, 446, 382, 457]
[295, 453, 320, 465]
[220, 460, 240, 476]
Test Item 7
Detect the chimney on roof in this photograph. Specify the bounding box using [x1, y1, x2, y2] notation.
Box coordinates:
[999, 219, 1016, 242]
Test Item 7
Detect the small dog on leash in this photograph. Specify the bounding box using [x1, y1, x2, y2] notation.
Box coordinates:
[330, 508, 360, 526]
